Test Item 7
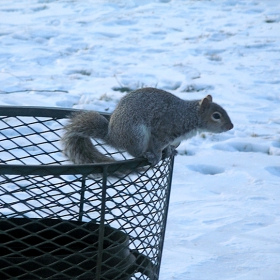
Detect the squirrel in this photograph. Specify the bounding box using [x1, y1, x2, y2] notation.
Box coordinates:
[61, 87, 233, 166]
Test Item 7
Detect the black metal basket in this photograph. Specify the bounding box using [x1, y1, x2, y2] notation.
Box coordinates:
[0, 106, 174, 280]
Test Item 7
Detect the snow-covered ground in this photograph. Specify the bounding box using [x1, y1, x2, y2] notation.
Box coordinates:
[1, 0, 280, 279]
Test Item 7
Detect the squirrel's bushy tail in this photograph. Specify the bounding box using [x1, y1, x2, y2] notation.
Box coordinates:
[61, 111, 115, 164]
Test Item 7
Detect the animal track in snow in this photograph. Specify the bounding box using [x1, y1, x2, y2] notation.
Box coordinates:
[187, 164, 225, 175]
[213, 141, 270, 154]
[265, 166, 280, 177]
[248, 196, 268, 201]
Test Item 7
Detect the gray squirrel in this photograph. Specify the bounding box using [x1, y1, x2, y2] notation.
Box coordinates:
[61, 87, 233, 166]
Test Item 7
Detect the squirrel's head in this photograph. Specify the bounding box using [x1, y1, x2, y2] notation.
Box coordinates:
[199, 95, 234, 133]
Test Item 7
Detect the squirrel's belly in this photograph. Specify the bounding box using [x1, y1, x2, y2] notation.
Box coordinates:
[171, 129, 199, 147]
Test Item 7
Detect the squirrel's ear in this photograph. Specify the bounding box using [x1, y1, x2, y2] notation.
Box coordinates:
[205, 95, 212, 102]
[199, 95, 212, 111]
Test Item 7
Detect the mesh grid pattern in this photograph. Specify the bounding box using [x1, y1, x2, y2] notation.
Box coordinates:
[0, 106, 174, 280]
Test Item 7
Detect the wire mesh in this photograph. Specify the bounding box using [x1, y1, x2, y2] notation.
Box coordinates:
[0, 106, 174, 280]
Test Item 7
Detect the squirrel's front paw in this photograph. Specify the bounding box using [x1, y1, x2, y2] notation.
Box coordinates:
[162, 145, 178, 159]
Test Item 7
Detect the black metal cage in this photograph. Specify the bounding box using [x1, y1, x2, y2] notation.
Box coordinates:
[0, 106, 174, 280]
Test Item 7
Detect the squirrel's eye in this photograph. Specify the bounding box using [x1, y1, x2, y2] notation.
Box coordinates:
[212, 112, 221, 120]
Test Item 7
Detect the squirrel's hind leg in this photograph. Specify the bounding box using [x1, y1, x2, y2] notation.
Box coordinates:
[143, 151, 162, 166]
[123, 124, 150, 157]
[143, 137, 170, 166]
[144, 137, 179, 165]
[122, 125, 161, 165]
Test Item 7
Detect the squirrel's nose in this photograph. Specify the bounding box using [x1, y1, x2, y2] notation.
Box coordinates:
[226, 123, 234, 131]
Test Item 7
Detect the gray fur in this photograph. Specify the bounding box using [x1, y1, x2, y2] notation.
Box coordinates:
[61, 87, 233, 165]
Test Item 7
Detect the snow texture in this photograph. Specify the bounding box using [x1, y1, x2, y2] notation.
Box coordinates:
[0, 0, 280, 279]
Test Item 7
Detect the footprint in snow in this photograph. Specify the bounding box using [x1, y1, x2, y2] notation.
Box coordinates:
[265, 166, 280, 177]
[213, 141, 269, 154]
[187, 164, 225, 175]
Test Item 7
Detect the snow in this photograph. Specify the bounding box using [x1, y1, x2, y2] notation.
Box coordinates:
[1, 0, 280, 279]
